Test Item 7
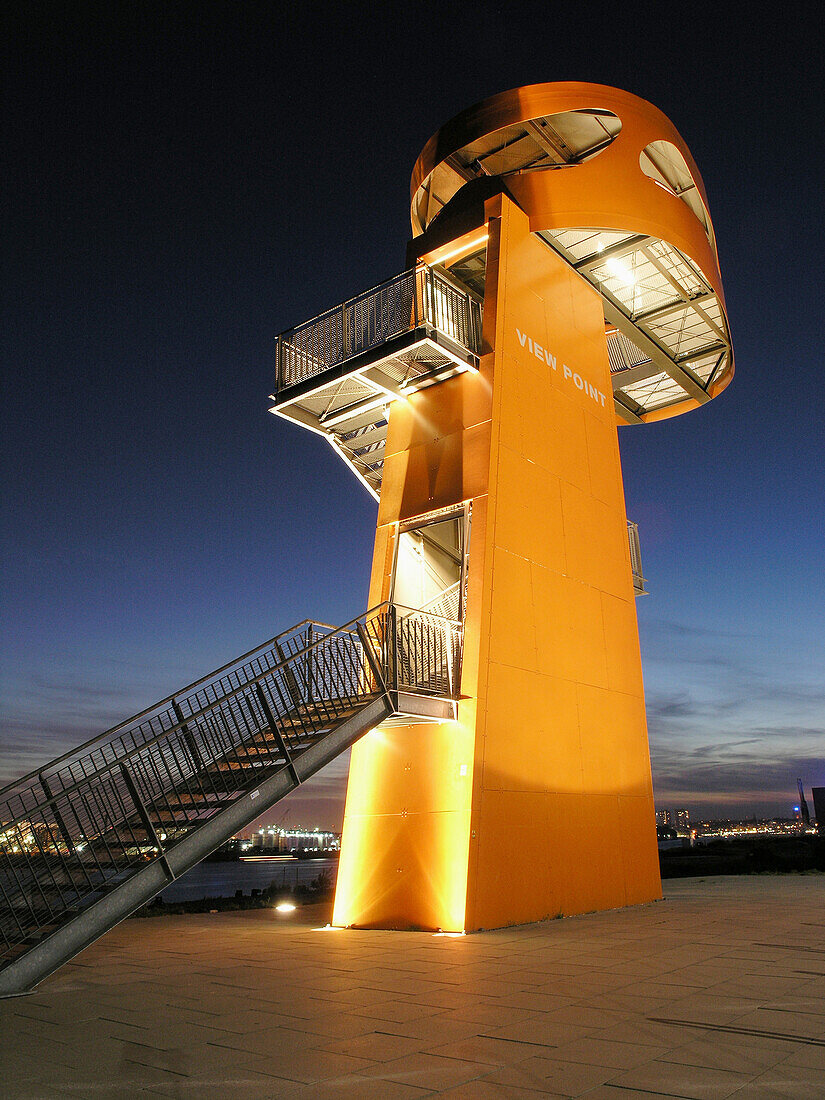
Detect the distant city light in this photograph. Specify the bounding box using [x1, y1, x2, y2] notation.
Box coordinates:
[275, 902, 296, 913]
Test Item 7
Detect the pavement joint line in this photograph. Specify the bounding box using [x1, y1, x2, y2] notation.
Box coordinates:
[647, 1016, 825, 1047]
[122, 1059, 189, 1078]
[603, 1085, 691, 1098]
[753, 942, 825, 953]
[756, 1004, 825, 1018]
[104, 1036, 157, 1050]
[476, 1033, 558, 1049]
[98, 1013, 150, 1029]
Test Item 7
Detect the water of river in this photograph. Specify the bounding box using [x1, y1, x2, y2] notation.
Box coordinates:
[159, 857, 338, 903]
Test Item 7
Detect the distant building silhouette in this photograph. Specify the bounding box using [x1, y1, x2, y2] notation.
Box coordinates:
[812, 788, 825, 836]
[797, 779, 811, 826]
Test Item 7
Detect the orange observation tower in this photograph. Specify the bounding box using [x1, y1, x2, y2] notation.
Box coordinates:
[0, 82, 735, 998]
[271, 83, 733, 931]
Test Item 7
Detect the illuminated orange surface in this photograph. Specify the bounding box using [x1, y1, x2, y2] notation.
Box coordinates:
[334, 83, 730, 929]
[410, 82, 733, 416]
[335, 195, 660, 930]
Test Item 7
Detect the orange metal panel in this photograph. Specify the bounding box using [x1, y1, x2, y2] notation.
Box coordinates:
[465, 197, 660, 929]
[410, 83, 725, 308]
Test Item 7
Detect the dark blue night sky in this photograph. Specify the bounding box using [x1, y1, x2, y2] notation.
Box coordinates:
[2, 3, 823, 826]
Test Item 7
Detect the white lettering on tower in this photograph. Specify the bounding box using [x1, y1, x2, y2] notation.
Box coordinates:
[515, 327, 607, 409]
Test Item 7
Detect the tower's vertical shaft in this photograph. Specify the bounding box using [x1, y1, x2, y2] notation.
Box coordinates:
[334, 195, 660, 930]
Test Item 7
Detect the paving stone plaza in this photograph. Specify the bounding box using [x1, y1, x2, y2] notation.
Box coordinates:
[2, 876, 823, 1098]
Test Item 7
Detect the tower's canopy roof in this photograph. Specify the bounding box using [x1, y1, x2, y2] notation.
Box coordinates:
[411, 83, 733, 423]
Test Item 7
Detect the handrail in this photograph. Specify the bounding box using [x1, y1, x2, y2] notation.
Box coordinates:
[385, 604, 463, 699]
[0, 617, 338, 805]
[627, 520, 646, 592]
[0, 603, 461, 836]
[274, 264, 482, 392]
[0, 611, 370, 834]
[0, 609, 375, 945]
[0, 600, 464, 963]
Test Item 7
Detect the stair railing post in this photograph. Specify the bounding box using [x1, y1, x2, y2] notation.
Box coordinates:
[273, 641, 305, 713]
[254, 683, 300, 789]
[172, 700, 204, 776]
[389, 604, 398, 694]
[356, 619, 390, 707]
[118, 763, 174, 882]
[306, 624, 314, 703]
[38, 774, 75, 856]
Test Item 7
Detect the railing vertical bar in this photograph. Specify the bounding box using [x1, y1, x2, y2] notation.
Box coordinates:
[255, 684, 299, 786]
[84, 784, 119, 873]
[0, 864, 29, 940]
[183, 717, 217, 812]
[1, 848, 40, 932]
[206, 712, 232, 792]
[26, 824, 69, 915]
[141, 749, 177, 839]
[232, 696, 259, 765]
[38, 814, 79, 904]
[71, 787, 108, 883]
[118, 764, 173, 881]
[269, 669, 301, 747]
[203, 714, 230, 792]
[17, 831, 55, 925]
[165, 736, 197, 817]
[325, 637, 349, 709]
[240, 695, 267, 764]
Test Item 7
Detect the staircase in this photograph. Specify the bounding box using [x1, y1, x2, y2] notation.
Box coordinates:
[0, 603, 461, 996]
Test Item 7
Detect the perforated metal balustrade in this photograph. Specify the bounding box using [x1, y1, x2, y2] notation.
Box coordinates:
[275, 265, 481, 391]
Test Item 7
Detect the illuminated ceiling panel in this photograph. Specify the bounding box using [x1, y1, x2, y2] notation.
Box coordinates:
[540, 228, 732, 419]
[413, 109, 622, 234]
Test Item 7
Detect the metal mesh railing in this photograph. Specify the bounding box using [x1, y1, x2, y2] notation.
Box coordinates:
[419, 581, 461, 623]
[0, 602, 462, 965]
[0, 614, 374, 959]
[0, 620, 329, 825]
[421, 270, 480, 353]
[275, 265, 482, 390]
[345, 270, 417, 360]
[387, 604, 462, 699]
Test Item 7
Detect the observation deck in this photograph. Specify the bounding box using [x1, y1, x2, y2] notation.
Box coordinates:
[269, 253, 720, 495]
[270, 264, 482, 498]
[410, 83, 734, 423]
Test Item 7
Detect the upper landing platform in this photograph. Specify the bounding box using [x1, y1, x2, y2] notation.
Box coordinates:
[410, 82, 733, 424]
[270, 264, 482, 498]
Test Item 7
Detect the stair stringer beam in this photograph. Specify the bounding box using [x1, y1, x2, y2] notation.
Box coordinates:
[0, 695, 392, 997]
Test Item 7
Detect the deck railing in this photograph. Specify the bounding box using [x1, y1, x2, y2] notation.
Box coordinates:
[627, 520, 646, 594]
[275, 265, 482, 391]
